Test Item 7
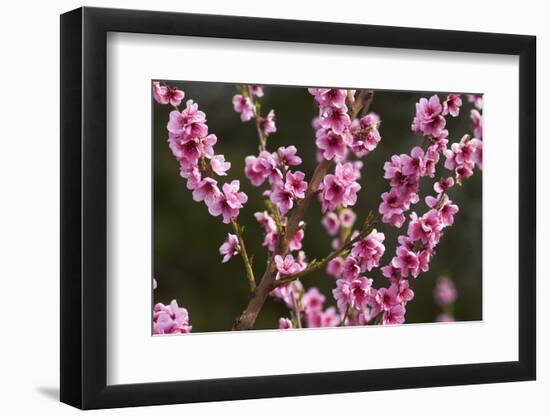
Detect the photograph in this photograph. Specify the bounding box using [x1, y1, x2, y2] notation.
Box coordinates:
[152, 82, 483, 334]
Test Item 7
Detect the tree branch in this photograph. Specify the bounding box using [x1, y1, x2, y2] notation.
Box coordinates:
[247, 85, 267, 152]
[231, 219, 257, 293]
[274, 213, 379, 287]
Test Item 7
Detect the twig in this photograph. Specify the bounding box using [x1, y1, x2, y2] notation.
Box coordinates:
[231, 219, 257, 293]
[274, 214, 379, 287]
[247, 85, 267, 152]
[292, 296, 303, 328]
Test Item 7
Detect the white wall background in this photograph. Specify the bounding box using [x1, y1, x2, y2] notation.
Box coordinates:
[0, 0, 545, 415]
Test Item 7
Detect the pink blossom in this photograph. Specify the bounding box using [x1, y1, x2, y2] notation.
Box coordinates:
[262, 109, 277, 135]
[351, 229, 385, 271]
[320, 164, 361, 212]
[277, 146, 302, 167]
[430, 129, 450, 152]
[320, 106, 351, 134]
[232, 94, 255, 122]
[262, 232, 278, 251]
[296, 251, 309, 270]
[167, 100, 208, 138]
[470, 109, 483, 139]
[342, 256, 361, 281]
[335, 160, 361, 183]
[192, 177, 221, 205]
[333, 276, 373, 311]
[319, 174, 346, 212]
[411, 95, 446, 136]
[397, 280, 415, 304]
[381, 304, 406, 325]
[309, 88, 348, 108]
[255, 211, 277, 234]
[153, 82, 185, 106]
[326, 257, 344, 278]
[442, 94, 462, 117]
[339, 208, 356, 228]
[197, 134, 217, 159]
[271, 280, 303, 309]
[219, 233, 240, 263]
[153, 81, 168, 104]
[375, 285, 399, 311]
[274, 254, 302, 276]
[444, 135, 482, 184]
[244, 151, 281, 186]
[350, 113, 381, 157]
[379, 189, 409, 228]
[153, 300, 192, 334]
[244, 155, 268, 186]
[289, 228, 305, 251]
[322, 212, 340, 236]
[381, 264, 401, 284]
[434, 276, 457, 306]
[407, 210, 442, 246]
[467, 94, 483, 110]
[207, 180, 248, 224]
[434, 177, 454, 194]
[401, 146, 425, 176]
[302, 287, 326, 314]
[418, 247, 433, 273]
[168, 133, 199, 163]
[315, 128, 349, 160]
[250, 85, 264, 97]
[423, 147, 440, 178]
[153, 277, 158, 290]
[179, 162, 202, 190]
[426, 194, 459, 226]
[284, 171, 307, 199]
[306, 307, 340, 328]
[210, 154, 231, 176]
[279, 318, 293, 329]
[271, 183, 295, 215]
[392, 245, 420, 278]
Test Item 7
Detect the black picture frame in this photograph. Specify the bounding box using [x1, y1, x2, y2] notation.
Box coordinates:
[60, 6, 536, 410]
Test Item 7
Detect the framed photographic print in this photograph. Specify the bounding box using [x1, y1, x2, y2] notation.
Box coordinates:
[60, 6, 536, 409]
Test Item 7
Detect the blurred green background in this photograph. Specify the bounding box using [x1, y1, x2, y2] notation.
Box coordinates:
[153, 82, 482, 332]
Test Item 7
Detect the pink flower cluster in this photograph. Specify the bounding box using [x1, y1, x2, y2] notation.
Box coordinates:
[153, 300, 192, 334]
[233, 85, 277, 137]
[276, 284, 341, 329]
[322, 208, 357, 237]
[156, 83, 248, 225]
[379, 145, 440, 228]
[153, 81, 185, 107]
[444, 134, 482, 185]
[326, 228, 413, 326]
[319, 162, 362, 213]
[384, 191, 458, 281]
[411, 94, 461, 137]
[219, 233, 240, 263]
[350, 113, 382, 157]
[245, 146, 307, 215]
[310, 88, 381, 161]
[152, 278, 192, 335]
[434, 275, 458, 322]
[434, 275, 458, 306]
